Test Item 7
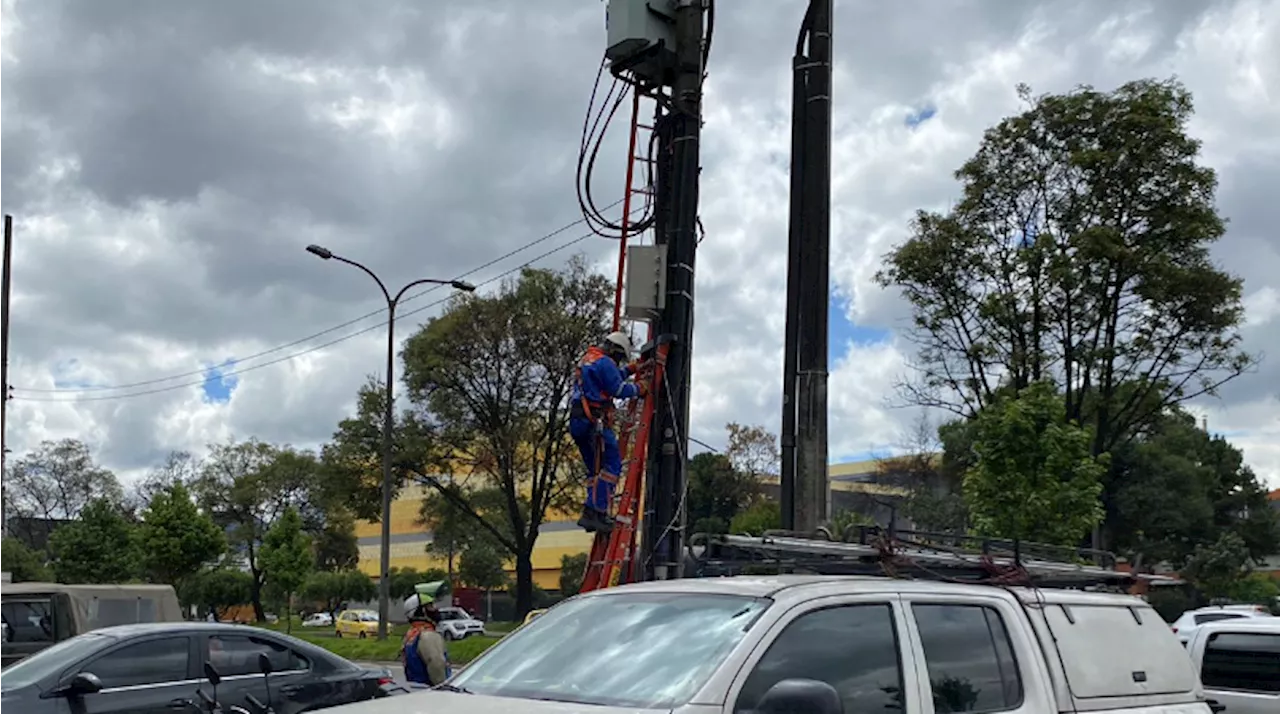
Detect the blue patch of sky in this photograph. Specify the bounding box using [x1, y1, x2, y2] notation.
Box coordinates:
[905, 104, 937, 128]
[828, 294, 890, 363]
[201, 359, 239, 404]
[50, 357, 107, 390]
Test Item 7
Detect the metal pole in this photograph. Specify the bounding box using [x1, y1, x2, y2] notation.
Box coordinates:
[642, 0, 704, 581]
[1, 215, 12, 535]
[780, 12, 813, 531]
[377, 298, 396, 640]
[793, 0, 832, 531]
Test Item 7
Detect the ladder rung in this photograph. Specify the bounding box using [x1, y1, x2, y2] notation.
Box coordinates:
[637, 123, 654, 131]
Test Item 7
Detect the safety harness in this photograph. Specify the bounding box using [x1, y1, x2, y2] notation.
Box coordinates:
[573, 346, 621, 496]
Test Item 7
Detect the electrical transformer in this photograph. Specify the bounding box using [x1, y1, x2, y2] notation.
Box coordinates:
[605, 0, 678, 85]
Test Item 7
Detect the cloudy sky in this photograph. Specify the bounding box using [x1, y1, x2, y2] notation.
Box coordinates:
[2, 0, 1278, 489]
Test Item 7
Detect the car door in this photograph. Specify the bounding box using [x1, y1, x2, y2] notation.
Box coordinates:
[724, 594, 922, 714]
[64, 634, 198, 714]
[202, 632, 318, 714]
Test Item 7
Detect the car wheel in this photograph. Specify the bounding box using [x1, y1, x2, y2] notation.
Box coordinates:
[335, 630, 342, 638]
[359, 631, 368, 639]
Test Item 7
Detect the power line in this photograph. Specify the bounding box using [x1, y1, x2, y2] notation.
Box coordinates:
[14, 202, 623, 395]
[13, 223, 609, 403]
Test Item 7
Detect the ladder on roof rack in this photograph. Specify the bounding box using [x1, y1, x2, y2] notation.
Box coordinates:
[687, 528, 1179, 590]
[579, 335, 673, 594]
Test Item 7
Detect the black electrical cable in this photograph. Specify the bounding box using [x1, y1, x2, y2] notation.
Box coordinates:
[13, 203, 637, 400]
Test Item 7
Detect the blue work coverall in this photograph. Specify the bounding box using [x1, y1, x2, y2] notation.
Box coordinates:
[569, 346, 639, 513]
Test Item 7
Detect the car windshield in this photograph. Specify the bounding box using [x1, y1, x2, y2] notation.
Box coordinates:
[450, 592, 769, 708]
[0, 632, 115, 691]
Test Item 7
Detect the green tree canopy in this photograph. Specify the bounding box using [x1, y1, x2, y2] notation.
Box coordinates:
[302, 569, 377, 618]
[687, 452, 759, 537]
[876, 78, 1253, 457]
[400, 256, 613, 619]
[47, 498, 140, 584]
[458, 538, 510, 590]
[138, 481, 227, 593]
[1, 537, 50, 582]
[962, 381, 1106, 546]
[558, 553, 588, 594]
[5, 439, 123, 549]
[182, 567, 253, 621]
[259, 507, 313, 633]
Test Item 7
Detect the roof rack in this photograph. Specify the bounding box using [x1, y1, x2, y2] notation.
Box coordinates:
[686, 526, 1178, 590]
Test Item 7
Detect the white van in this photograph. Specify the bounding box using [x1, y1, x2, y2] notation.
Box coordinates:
[1184, 618, 1279, 714]
[321, 574, 1213, 713]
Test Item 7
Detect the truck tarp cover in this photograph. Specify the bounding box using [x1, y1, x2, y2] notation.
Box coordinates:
[2, 583, 182, 632]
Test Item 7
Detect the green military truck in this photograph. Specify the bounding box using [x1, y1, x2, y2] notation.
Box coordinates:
[1, 582, 183, 668]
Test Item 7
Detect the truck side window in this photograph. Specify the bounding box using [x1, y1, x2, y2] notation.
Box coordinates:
[1200, 632, 1280, 693]
[1, 600, 55, 643]
[912, 604, 1023, 713]
[734, 604, 904, 713]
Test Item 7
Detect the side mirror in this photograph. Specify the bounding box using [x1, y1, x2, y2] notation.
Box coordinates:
[64, 672, 104, 696]
[203, 661, 222, 686]
[257, 652, 273, 675]
[757, 678, 844, 714]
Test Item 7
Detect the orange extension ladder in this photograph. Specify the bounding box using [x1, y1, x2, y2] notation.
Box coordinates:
[579, 82, 668, 594]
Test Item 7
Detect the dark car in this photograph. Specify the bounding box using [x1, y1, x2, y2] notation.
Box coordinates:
[0, 621, 399, 714]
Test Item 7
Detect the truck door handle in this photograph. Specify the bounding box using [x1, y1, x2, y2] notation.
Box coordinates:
[168, 698, 193, 710]
[279, 684, 302, 695]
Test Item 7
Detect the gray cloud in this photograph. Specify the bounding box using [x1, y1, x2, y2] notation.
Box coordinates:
[3, 0, 1278, 485]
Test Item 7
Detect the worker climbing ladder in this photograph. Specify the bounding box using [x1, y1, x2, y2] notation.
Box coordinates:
[580, 335, 672, 593]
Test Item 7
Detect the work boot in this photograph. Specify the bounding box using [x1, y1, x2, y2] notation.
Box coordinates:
[577, 507, 614, 534]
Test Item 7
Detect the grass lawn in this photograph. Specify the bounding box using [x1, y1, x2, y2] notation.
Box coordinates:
[256, 619, 507, 664]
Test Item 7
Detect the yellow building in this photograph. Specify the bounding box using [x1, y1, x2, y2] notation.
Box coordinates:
[354, 457, 904, 591]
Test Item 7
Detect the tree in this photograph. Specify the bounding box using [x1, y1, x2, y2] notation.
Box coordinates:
[458, 539, 510, 591]
[559, 553, 587, 594]
[1181, 531, 1251, 600]
[1107, 408, 1279, 569]
[312, 506, 360, 572]
[687, 452, 759, 537]
[730, 500, 782, 535]
[962, 382, 1107, 546]
[193, 439, 319, 621]
[401, 256, 613, 619]
[127, 450, 202, 514]
[302, 570, 377, 619]
[1, 537, 50, 582]
[418, 483, 510, 578]
[138, 482, 227, 592]
[725, 423, 780, 478]
[183, 567, 253, 621]
[4, 439, 123, 549]
[876, 78, 1253, 458]
[258, 507, 313, 633]
[319, 377, 438, 521]
[47, 498, 140, 583]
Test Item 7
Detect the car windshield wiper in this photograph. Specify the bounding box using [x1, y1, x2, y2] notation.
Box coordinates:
[435, 683, 474, 694]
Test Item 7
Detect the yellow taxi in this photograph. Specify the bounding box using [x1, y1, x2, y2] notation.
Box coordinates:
[334, 609, 381, 638]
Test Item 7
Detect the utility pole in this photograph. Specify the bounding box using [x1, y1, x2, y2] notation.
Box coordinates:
[1, 215, 11, 536]
[640, 0, 705, 581]
[780, 0, 833, 532]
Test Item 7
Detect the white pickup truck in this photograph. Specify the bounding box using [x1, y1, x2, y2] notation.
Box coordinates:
[324, 574, 1213, 714]
[1183, 617, 1279, 714]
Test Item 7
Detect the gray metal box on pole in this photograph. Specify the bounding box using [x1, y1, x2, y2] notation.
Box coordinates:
[605, 0, 677, 85]
[623, 243, 667, 322]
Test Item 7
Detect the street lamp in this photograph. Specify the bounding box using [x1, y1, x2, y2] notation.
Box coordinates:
[305, 243, 475, 640]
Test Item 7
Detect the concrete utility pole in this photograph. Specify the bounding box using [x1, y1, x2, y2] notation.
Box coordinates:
[640, 0, 705, 581]
[780, 0, 833, 532]
[1, 215, 11, 535]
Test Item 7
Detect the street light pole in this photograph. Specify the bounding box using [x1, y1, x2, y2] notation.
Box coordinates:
[305, 244, 474, 640]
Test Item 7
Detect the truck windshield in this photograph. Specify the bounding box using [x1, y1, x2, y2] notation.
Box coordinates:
[449, 592, 769, 708]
